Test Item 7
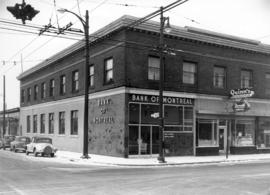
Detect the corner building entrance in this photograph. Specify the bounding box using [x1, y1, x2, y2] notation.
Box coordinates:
[128, 94, 195, 156]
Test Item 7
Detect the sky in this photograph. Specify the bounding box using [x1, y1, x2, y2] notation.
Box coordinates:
[0, 0, 270, 110]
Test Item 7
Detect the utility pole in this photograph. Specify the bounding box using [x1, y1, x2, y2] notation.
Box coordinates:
[3, 75, 6, 137]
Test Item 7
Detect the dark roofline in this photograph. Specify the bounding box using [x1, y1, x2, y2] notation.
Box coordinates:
[17, 15, 270, 80]
[0, 107, 20, 115]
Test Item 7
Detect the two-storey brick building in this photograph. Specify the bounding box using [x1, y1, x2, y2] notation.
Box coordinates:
[17, 15, 270, 157]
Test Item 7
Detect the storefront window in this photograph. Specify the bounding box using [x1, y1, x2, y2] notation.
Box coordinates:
[257, 118, 270, 148]
[165, 106, 183, 125]
[232, 120, 254, 147]
[129, 103, 139, 124]
[197, 119, 218, 147]
[141, 104, 159, 124]
[128, 126, 139, 155]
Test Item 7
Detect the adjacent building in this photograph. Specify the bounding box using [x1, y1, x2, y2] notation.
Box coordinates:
[0, 107, 20, 137]
[17, 15, 270, 157]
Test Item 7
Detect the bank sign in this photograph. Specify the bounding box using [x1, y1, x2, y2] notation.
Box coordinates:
[129, 94, 194, 105]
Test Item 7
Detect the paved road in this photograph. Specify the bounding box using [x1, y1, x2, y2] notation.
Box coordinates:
[1, 149, 270, 195]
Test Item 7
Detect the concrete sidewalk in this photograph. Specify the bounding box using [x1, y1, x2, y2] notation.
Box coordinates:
[52, 151, 270, 167]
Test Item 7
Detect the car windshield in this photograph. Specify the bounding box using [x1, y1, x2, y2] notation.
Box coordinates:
[17, 137, 29, 142]
[36, 138, 52, 144]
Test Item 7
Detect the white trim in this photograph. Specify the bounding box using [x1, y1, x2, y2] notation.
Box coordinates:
[20, 87, 270, 111]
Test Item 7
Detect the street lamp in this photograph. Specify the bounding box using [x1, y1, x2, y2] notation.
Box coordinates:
[158, 7, 171, 163]
[58, 8, 90, 159]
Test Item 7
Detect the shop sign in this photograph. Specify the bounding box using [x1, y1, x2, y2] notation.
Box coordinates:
[129, 94, 194, 105]
[232, 99, 250, 112]
[230, 88, 254, 99]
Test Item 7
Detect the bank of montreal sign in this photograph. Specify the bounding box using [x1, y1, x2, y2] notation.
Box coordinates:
[129, 94, 194, 105]
[229, 88, 255, 112]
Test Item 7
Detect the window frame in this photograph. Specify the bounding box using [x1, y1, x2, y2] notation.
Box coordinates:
[41, 82, 46, 99]
[34, 85, 38, 100]
[72, 70, 79, 92]
[104, 58, 114, 84]
[59, 111, 65, 135]
[27, 115, 31, 133]
[70, 110, 78, 135]
[60, 75, 66, 95]
[40, 114, 45, 134]
[213, 66, 226, 89]
[148, 56, 160, 81]
[182, 61, 197, 85]
[33, 115, 37, 133]
[48, 113, 54, 134]
[89, 64, 94, 87]
[27, 87, 31, 102]
[49, 79, 55, 97]
[240, 69, 253, 88]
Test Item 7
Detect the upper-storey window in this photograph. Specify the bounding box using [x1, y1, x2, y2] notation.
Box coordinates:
[265, 73, 270, 95]
[104, 58, 114, 84]
[27, 87, 31, 102]
[241, 69, 252, 88]
[72, 70, 79, 92]
[49, 79, 55, 97]
[183, 61, 197, 85]
[34, 85, 38, 100]
[213, 66, 226, 89]
[148, 56, 160, 81]
[41, 82, 46, 99]
[89, 64, 94, 87]
[21, 89, 25, 103]
[60, 75, 66, 95]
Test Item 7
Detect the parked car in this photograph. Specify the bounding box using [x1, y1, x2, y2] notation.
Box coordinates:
[10, 136, 31, 152]
[26, 137, 57, 157]
[0, 135, 16, 150]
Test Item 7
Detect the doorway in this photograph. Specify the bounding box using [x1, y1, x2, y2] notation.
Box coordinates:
[128, 125, 159, 155]
[218, 126, 227, 153]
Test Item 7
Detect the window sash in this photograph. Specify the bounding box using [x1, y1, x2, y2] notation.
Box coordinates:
[105, 59, 113, 83]
[148, 57, 160, 80]
[213, 67, 225, 88]
[59, 112, 65, 134]
[183, 62, 196, 84]
[49, 79, 55, 96]
[48, 113, 54, 134]
[71, 111, 78, 135]
[241, 70, 252, 88]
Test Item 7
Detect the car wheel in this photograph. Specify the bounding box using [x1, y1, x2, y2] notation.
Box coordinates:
[26, 151, 29, 155]
[34, 149, 38, 157]
[3, 146, 5, 150]
[50, 153, 55, 157]
[14, 148, 17, 153]
[41, 153, 45, 157]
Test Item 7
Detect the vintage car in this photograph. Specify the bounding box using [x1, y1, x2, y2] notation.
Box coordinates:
[10, 136, 31, 152]
[0, 135, 16, 150]
[26, 137, 57, 157]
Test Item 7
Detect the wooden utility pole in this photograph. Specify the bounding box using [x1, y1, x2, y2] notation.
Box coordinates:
[3, 75, 6, 137]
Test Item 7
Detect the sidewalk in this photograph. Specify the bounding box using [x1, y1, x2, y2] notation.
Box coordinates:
[52, 151, 270, 167]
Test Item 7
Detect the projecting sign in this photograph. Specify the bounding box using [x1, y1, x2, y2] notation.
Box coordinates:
[232, 99, 250, 112]
[230, 88, 254, 99]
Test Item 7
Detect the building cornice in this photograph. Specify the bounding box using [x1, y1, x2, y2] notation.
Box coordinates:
[17, 15, 270, 80]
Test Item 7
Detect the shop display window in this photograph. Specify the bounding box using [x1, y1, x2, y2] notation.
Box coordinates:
[232, 120, 254, 147]
[197, 119, 218, 147]
[257, 118, 270, 148]
[164, 106, 183, 125]
[141, 104, 159, 125]
[129, 103, 139, 124]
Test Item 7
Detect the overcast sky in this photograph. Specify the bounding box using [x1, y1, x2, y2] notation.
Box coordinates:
[1, 0, 270, 110]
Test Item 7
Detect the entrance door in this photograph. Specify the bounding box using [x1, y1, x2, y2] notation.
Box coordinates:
[218, 127, 227, 153]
